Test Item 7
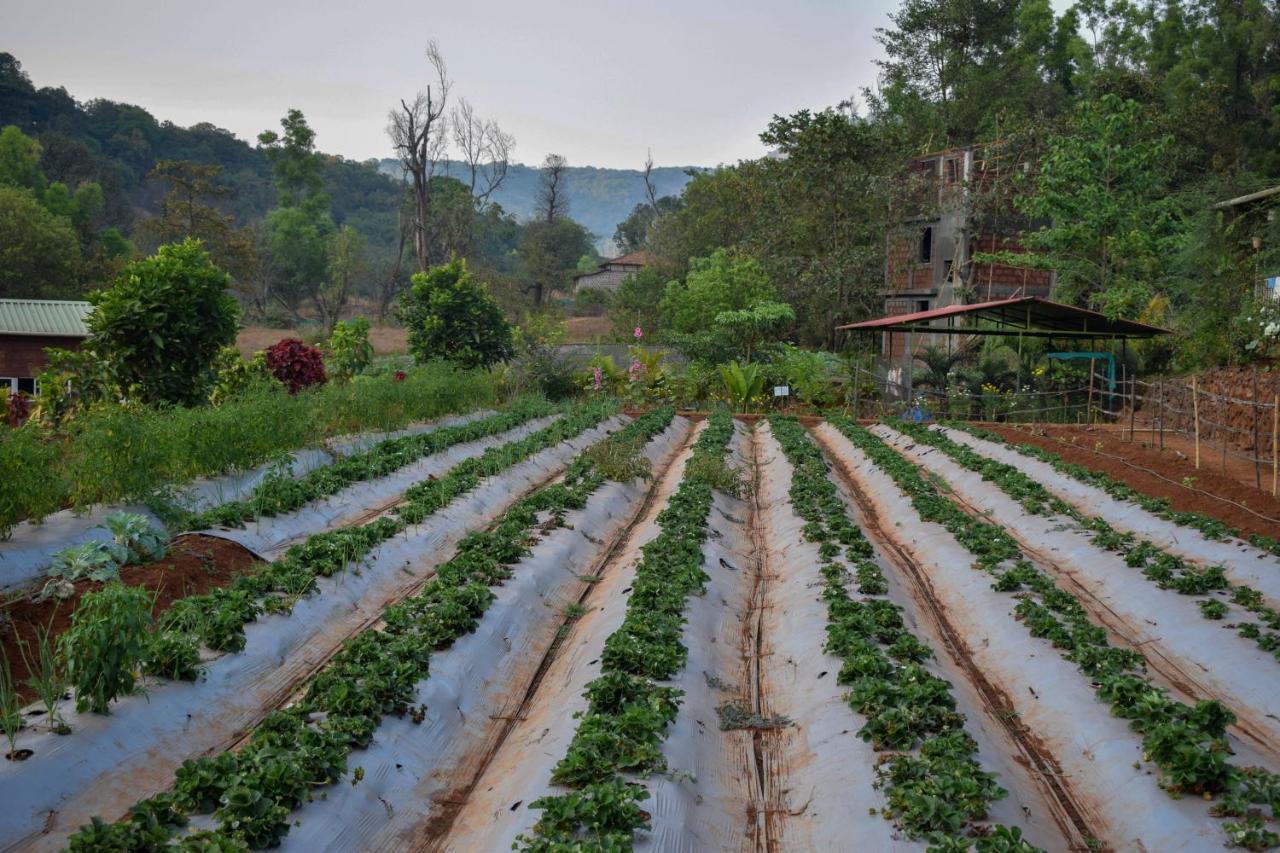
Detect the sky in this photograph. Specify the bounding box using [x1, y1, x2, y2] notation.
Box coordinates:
[4, 0, 1068, 170]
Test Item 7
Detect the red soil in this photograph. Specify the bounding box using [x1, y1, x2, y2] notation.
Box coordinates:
[0, 534, 261, 704]
[982, 423, 1280, 544]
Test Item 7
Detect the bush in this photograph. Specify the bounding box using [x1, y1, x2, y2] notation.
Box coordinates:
[572, 287, 611, 317]
[60, 582, 154, 713]
[325, 317, 373, 382]
[398, 257, 514, 369]
[0, 363, 496, 534]
[88, 239, 239, 406]
[265, 338, 327, 394]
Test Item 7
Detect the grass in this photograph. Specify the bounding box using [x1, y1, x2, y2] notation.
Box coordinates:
[0, 362, 497, 537]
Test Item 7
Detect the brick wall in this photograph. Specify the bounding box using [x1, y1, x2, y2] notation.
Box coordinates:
[0, 334, 84, 379]
[968, 234, 1053, 301]
[886, 229, 934, 292]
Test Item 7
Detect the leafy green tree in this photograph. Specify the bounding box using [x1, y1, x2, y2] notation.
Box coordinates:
[0, 124, 45, 191]
[519, 216, 594, 306]
[88, 239, 239, 406]
[986, 94, 1188, 318]
[613, 196, 681, 253]
[397, 257, 514, 369]
[713, 301, 795, 362]
[610, 267, 668, 339]
[0, 185, 81, 297]
[659, 249, 775, 333]
[258, 110, 334, 311]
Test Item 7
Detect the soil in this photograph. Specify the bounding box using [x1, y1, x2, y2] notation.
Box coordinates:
[980, 422, 1280, 544]
[0, 534, 261, 703]
[236, 325, 408, 358]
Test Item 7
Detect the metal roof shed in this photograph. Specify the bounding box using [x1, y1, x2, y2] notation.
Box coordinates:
[835, 296, 1170, 340]
[0, 299, 92, 337]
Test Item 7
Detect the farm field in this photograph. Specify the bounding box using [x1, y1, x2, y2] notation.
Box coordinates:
[2, 407, 1279, 852]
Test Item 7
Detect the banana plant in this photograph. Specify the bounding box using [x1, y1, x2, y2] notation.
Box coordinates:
[718, 360, 765, 413]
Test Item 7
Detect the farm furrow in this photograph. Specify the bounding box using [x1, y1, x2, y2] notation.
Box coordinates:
[0, 410, 622, 852]
[51, 409, 673, 851]
[875, 423, 1280, 765]
[770, 417, 1073, 851]
[939, 424, 1280, 600]
[423, 418, 707, 852]
[277, 414, 694, 851]
[812, 421, 1228, 852]
[0, 408, 504, 592]
[198, 411, 560, 559]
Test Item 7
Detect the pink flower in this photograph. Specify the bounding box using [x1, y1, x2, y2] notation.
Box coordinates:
[634, 326, 643, 340]
[593, 366, 603, 392]
[629, 358, 642, 382]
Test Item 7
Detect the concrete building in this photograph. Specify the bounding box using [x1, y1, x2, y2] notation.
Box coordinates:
[0, 299, 92, 395]
[882, 145, 1054, 357]
[572, 251, 648, 293]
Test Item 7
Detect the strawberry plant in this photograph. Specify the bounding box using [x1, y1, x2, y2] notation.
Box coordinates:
[69, 407, 678, 849]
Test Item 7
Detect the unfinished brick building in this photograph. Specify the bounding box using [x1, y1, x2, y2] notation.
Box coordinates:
[882, 145, 1054, 358]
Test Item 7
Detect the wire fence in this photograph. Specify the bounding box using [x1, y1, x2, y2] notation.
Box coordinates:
[846, 361, 1280, 496]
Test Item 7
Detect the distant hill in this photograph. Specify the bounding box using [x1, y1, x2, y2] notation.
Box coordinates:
[379, 159, 699, 252]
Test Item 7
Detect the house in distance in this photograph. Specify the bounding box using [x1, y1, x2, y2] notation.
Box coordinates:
[573, 251, 648, 293]
[0, 298, 92, 396]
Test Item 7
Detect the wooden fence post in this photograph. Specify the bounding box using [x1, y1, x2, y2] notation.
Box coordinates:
[1253, 371, 1262, 491]
[1129, 373, 1137, 442]
[1158, 379, 1165, 450]
[1086, 360, 1095, 425]
[1272, 393, 1278, 497]
[1192, 376, 1201, 470]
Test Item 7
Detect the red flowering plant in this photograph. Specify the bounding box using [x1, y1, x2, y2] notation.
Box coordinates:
[5, 391, 30, 427]
[264, 338, 327, 394]
[394, 370, 407, 382]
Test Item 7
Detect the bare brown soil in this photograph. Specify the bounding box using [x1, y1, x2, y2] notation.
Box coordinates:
[564, 316, 613, 342]
[981, 423, 1280, 543]
[0, 534, 260, 702]
[236, 325, 408, 358]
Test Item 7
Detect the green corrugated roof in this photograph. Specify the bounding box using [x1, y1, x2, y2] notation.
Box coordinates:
[0, 299, 92, 337]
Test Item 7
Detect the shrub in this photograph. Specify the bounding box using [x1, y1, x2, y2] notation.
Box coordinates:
[325, 317, 373, 382]
[265, 338, 327, 394]
[88, 238, 239, 406]
[397, 257, 514, 369]
[60, 582, 154, 713]
[5, 391, 30, 427]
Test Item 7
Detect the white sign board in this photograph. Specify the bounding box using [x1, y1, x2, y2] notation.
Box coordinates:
[773, 386, 790, 397]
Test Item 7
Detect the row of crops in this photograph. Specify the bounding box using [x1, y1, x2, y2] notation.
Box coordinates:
[1, 401, 1277, 851]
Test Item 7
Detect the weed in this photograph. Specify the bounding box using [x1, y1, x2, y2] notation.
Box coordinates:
[17, 619, 69, 734]
[714, 700, 791, 731]
[0, 653, 22, 758]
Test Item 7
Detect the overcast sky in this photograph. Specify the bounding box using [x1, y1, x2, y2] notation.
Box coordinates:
[5, 0, 1069, 170]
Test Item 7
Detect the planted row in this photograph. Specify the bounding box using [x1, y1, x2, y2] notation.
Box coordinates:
[769, 416, 1033, 850]
[893, 421, 1280, 664]
[67, 408, 678, 851]
[517, 410, 737, 851]
[830, 418, 1280, 850]
[28, 402, 614, 728]
[955, 423, 1280, 559]
[157, 398, 554, 531]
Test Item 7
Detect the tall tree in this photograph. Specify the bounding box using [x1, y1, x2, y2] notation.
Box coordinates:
[388, 41, 451, 271]
[315, 225, 365, 333]
[536, 153, 569, 222]
[451, 97, 514, 210]
[258, 110, 334, 311]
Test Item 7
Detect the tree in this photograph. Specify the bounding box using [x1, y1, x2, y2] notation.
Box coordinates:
[451, 97, 514, 209]
[388, 41, 451, 271]
[713, 301, 795, 362]
[986, 94, 1187, 318]
[536, 154, 569, 222]
[258, 110, 334, 310]
[613, 196, 681, 253]
[0, 185, 81, 298]
[316, 225, 365, 333]
[0, 124, 45, 192]
[87, 238, 239, 406]
[137, 160, 257, 287]
[659, 249, 776, 333]
[397, 257, 514, 369]
[519, 216, 593, 306]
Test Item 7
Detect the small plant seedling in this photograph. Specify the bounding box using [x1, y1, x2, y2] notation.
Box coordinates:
[1182, 476, 1198, 489]
[17, 619, 70, 735]
[0, 654, 24, 758]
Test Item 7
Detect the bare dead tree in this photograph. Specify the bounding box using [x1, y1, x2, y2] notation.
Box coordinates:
[387, 41, 451, 272]
[642, 149, 659, 212]
[537, 153, 569, 222]
[451, 97, 515, 210]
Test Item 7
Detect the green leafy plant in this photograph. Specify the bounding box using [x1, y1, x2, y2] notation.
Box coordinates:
[60, 582, 154, 713]
[718, 360, 765, 413]
[397, 256, 514, 370]
[44, 541, 120, 596]
[101, 511, 168, 563]
[18, 619, 70, 734]
[0, 653, 23, 759]
[87, 238, 240, 407]
[324, 317, 374, 382]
